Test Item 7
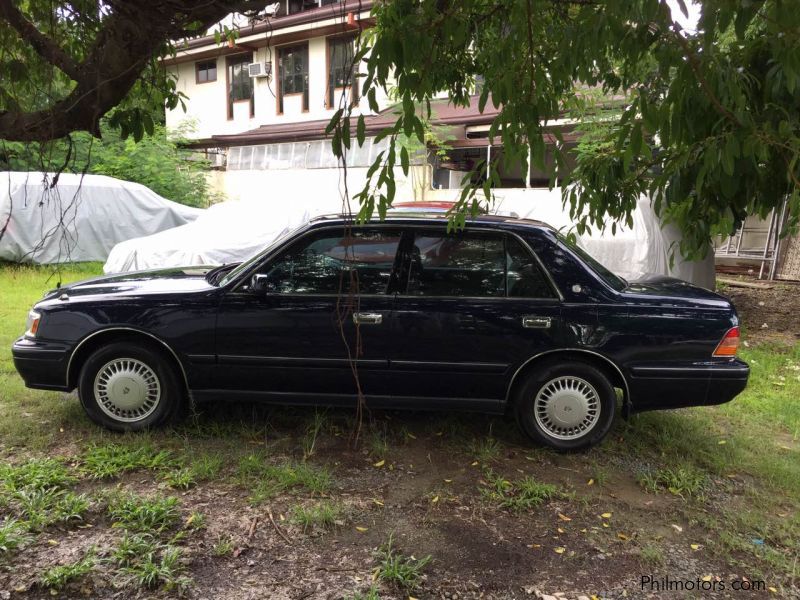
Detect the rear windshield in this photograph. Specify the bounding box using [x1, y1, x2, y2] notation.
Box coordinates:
[557, 233, 628, 292]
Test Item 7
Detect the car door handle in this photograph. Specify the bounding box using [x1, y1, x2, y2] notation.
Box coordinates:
[353, 312, 383, 325]
[522, 316, 551, 329]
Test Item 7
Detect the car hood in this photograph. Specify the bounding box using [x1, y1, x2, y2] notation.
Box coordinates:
[621, 274, 729, 307]
[41, 266, 217, 301]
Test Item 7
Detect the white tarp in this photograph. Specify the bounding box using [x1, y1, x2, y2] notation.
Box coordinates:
[0, 172, 202, 264]
[491, 188, 715, 289]
[103, 195, 343, 273]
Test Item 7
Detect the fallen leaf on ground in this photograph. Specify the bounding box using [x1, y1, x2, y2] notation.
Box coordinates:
[373, 460, 385, 467]
[431, 495, 439, 504]
[554, 547, 566, 554]
[355, 526, 368, 532]
[691, 544, 701, 550]
[601, 512, 612, 519]
[558, 513, 572, 521]
[671, 524, 683, 533]
[372, 499, 384, 506]
[587, 478, 594, 486]
[617, 533, 629, 540]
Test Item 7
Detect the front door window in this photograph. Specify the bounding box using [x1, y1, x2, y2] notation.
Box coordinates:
[259, 229, 403, 295]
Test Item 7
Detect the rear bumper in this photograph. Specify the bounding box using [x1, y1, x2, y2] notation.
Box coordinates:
[628, 359, 749, 413]
[11, 337, 72, 392]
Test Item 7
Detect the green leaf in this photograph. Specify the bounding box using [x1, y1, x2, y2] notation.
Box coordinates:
[630, 123, 643, 157]
[142, 112, 154, 137]
[367, 89, 380, 114]
[400, 146, 410, 176]
[356, 115, 366, 146]
[342, 116, 351, 150]
[386, 177, 395, 204]
[413, 117, 424, 145]
[325, 109, 344, 135]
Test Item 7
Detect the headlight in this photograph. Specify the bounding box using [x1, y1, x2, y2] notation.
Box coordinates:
[25, 310, 41, 338]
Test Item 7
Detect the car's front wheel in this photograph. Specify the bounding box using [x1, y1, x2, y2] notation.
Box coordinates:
[514, 359, 617, 451]
[78, 342, 181, 431]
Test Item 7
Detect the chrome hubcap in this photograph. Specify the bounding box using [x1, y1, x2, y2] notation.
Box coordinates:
[93, 358, 160, 422]
[534, 376, 600, 440]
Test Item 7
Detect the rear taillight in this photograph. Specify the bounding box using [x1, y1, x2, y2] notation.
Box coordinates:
[713, 326, 740, 357]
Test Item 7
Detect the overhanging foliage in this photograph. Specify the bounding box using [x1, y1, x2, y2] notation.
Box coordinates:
[329, 0, 800, 257]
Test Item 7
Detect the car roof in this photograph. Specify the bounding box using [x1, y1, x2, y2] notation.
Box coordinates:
[307, 211, 556, 232]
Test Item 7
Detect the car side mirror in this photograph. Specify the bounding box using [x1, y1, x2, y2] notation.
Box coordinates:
[250, 273, 273, 294]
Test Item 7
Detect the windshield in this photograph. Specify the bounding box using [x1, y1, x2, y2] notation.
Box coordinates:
[557, 233, 628, 292]
[218, 223, 309, 287]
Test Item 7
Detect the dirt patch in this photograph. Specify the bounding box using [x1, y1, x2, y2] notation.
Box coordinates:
[2, 420, 786, 600]
[718, 276, 800, 344]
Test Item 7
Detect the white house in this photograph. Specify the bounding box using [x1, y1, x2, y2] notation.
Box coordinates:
[166, 0, 398, 204]
[166, 1, 383, 140]
[162, 0, 565, 205]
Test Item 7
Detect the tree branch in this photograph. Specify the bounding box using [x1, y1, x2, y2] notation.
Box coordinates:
[672, 27, 742, 127]
[0, 0, 263, 142]
[0, 0, 82, 80]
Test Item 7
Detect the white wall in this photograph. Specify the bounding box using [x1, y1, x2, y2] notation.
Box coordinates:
[166, 36, 391, 140]
[210, 165, 429, 206]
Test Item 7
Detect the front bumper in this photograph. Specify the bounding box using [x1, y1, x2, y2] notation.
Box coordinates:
[628, 358, 749, 413]
[11, 337, 73, 392]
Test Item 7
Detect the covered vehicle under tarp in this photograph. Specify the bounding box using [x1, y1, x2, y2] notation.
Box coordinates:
[103, 195, 342, 274]
[0, 172, 202, 264]
[490, 188, 715, 290]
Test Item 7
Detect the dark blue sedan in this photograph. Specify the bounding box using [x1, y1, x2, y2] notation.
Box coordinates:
[12, 213, 749, 450]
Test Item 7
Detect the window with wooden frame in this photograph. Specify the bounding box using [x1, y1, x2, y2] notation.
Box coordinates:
[278, 44, 309, 114]
[227, 54, 254, 119]
[327, 36, 358, 108]
[195, 60, 217, 83]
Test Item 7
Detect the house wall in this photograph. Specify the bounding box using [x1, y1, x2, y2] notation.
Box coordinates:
[206, 165, 429, 207]
[166, 36, 391, 140]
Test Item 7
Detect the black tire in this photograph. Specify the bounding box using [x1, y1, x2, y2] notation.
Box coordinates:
[78, 342, 182, 432]
[514, 359, 617, 451]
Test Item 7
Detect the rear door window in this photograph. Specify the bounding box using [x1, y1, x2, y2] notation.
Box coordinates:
[404, 232, 505, 297]
[403, 230, 556, 298]
[506, 236, 557, 298]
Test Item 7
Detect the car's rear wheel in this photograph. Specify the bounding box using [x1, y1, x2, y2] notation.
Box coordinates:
[514, 359, 617, 451]
[78, 342, 181, 431]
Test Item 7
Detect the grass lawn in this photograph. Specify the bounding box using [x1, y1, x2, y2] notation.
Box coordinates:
[0, 263, 798, 599]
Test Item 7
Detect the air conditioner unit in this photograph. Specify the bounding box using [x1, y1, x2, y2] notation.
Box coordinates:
[248, 61, 272, 78]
